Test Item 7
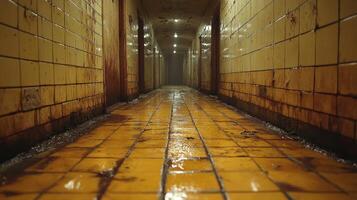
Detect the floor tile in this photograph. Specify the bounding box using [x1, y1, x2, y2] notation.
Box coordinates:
[228, 192, 288, 200]
[130, 148, 166, 158]
[86, 147, 128, 158]
[320, 173, 357, 192]
[244, 147, 285, 157]
[288, 192, 355, 200]
[0, 194, 38, 200]
[51, 148, 91, 158]
[165, 192, 224, 200]
[25, 157, 81, 172]
[72, 158, 120, 173]
[102, 193, 159, 200]
[39, 194, 97, 200]
[119, 158, 163, 172]
[220, 171, 279, 192]
[108, 172, 161, 193]
[0, 173, 63, 193]
[169, 158, 212, 172]
[166, 173, 220, 192]
[210, 147, 247, 157]
[268, 171, 339, 192]
[213, 157, 260, 171]
[254, 158, 306, 172]
[48, 173, 100, 193]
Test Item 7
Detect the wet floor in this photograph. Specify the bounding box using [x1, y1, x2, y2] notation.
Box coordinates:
[0, 86, 356, 200]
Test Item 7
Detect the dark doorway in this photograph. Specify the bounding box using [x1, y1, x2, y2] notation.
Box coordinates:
[167, 54, 184, 85]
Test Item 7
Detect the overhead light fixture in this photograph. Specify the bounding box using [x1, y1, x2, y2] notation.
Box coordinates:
[173, 50, 176, 54]
[174, 19, 179, 23]
[174, 33, 178, 38]
[173, 44, 177, 47]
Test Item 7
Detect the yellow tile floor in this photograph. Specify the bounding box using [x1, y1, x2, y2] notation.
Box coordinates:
[0, 87, 356, 200]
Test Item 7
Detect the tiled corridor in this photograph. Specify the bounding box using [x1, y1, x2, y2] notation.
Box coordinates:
[0, 87, 356, 200]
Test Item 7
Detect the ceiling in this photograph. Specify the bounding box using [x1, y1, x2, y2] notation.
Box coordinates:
[141, 0, 219, 54]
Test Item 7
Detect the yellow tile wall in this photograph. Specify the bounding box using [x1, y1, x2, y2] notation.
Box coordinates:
[216, 0, 357, 140]
[0, 0, 104, 139]
[200, 25, 213, 92]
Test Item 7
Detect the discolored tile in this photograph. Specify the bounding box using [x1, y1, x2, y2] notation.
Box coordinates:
[235, 138, 272, 147]
[220, 172, 279, 192]
[244, 147, 285, 157]
[166, 173, 220, 192]
[320, 173, 357, 192]
[0, 173, 63, 193]
[26, 157, 81, 172]
[268, 171, 339, 192]
[210, 147, 247, 157]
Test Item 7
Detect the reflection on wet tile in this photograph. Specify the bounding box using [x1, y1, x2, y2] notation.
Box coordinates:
[165, 192, 224, 200]
[73, 158, 119, 173]
[166, 173, 220, 192]
[169, 158, 212, 172]
[220, 172, 279, 192]
[228, 192, 288, 200]
[0, 174, 63, 193]
[49, 173, 100, 193]
[268, 171, 339, 192]
[168, 147, 207, 159]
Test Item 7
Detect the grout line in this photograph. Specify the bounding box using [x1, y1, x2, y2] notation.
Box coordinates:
[184, 92, 228, 200]
[159, 91, 173, 200]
